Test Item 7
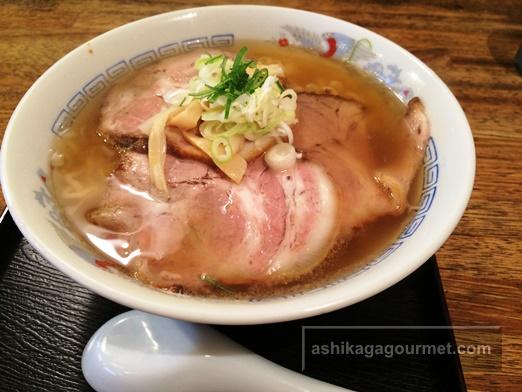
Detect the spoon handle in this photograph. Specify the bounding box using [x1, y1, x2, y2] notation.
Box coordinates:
[82, 310, 354, 392]
[233, 352, 352, 392]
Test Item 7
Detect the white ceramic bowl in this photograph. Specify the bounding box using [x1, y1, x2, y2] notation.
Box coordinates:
[0, 5, 474, 325]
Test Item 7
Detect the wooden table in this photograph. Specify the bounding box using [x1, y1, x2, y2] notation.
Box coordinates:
[1, 1, 520, 391]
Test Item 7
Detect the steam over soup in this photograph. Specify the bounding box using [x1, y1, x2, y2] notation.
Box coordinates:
[50, 42, 429, 298]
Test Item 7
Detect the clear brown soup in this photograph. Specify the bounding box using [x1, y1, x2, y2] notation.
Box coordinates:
[50, 41, 423, 298]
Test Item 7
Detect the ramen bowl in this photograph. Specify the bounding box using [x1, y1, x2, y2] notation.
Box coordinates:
[0, 5, 474, 324]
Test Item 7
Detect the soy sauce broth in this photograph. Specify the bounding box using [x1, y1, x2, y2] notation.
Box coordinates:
[50, 41, 423, 299]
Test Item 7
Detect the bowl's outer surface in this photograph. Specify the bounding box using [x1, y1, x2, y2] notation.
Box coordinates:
[0, 5, 474, 324]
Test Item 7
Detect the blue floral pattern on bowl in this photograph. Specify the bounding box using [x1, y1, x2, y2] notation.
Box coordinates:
[278, 25, 414, 100]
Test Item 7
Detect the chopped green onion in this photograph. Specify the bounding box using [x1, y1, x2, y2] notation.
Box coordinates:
[188, 47, 270, 119]
[245, 68, 269, 93]
[204, 54, 225, 65]
[200, 273, 234, 294]
[211, 136, 233, 162]
[201, 122, 250, 140]
[224, 94, 234, 119]
[186, 47, 298, 143]
[220, 55, 228, 77]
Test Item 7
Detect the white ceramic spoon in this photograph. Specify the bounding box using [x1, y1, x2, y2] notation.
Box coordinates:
[82, 310, 354, 392]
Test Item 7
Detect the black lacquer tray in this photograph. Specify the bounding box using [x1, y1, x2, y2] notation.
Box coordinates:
[0, 212, 466, 391]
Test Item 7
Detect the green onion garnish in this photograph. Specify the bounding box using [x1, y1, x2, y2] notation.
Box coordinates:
[189, 47, 269, 119]
[200, 273, 234, 294]
[211, 136, 233, 163]
[204, 53, 225, 65]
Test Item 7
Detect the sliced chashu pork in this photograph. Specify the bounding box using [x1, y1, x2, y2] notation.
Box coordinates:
[100, 50, 202, 139]
[86, 152, 338, 288]
[294, 93, 429, 239]
[100, 49, 236, 163]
